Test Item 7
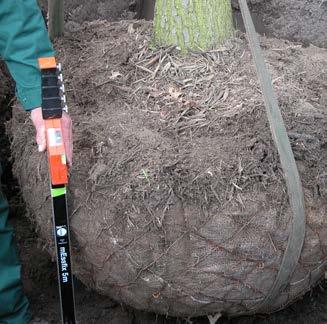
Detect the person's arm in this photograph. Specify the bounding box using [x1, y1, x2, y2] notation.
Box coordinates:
[0, 0, 54, 110]
[0, 0, 72, 164]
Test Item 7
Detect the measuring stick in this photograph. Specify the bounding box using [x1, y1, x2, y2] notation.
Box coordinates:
[38, 57, 76, 324]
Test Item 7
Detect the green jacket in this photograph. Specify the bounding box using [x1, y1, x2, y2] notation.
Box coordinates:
[0, 0, 54, 110]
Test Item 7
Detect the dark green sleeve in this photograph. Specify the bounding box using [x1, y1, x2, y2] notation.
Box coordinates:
[0, 0, 55, 110]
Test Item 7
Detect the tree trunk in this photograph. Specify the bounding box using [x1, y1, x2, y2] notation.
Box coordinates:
[154, 0, 234, 52]
[48, 0, 64, 40]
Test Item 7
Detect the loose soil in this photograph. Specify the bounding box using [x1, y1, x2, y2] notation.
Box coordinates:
[7, 18, 327, 322]
[38, 0, 137, 22]
[38, 0, 327, 48]
[251, 0, 327, 48]
[138, 0, 327, 49]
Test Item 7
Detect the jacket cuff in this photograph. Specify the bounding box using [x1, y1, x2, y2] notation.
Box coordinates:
[16, 86, 41, 111]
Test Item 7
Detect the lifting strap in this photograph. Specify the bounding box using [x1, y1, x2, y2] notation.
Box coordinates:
[239, 0, 306, 313]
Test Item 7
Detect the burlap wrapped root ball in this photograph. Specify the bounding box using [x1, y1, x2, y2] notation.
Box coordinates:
[8, 21, 327, 317]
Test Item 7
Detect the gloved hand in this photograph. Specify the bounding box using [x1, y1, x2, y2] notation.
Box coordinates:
[31, 107, 73, 165]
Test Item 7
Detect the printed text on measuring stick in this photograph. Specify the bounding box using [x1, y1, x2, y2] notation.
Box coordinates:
[59, 246, 69, 283]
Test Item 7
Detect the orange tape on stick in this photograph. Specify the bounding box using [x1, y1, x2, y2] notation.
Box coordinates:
[38, 57, 57, 69]
[45, 119, 68, 185]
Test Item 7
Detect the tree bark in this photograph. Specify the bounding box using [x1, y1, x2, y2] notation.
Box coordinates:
[154, 0, 234, 52]
[48, 0, 64, 40]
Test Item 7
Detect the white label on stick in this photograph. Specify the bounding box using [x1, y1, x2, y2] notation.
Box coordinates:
[48, 128, 63, 147]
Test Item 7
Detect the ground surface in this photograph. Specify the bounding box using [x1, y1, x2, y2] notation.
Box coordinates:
[136, 0, 327, 48]
[38, 0, 327, 48]
[38, 0, 136, 21]
[8, 214, 327, 324]
[1, 0, 327, 323]
[252, 0, 327, 48]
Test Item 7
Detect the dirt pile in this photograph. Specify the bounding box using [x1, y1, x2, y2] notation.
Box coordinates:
[38, 1, 327, 49]
[0, 63, 12, 104]
[38, 0, 136, 22]
[250, 0, 327, 48]
[0, 62, 15, 186]
[8, 21, 327, 317]
[138, 1, 327, 49]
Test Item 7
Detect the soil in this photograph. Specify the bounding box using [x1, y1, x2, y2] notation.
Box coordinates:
[38, 0, 137, 22]
[137, 0, 327, 49]
[7, 18, 327, 322]
[1, 0, 327, 323]
[8, 214, 327, 324]
[38, 0, 327, 48]
[251, 0, 327, 48]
